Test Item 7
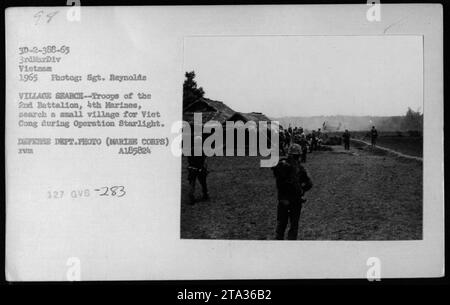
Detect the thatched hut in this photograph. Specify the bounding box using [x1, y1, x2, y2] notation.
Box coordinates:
[182, 98, 275, 154]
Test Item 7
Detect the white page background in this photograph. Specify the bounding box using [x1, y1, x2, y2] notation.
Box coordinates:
[5, 4, 444, 280]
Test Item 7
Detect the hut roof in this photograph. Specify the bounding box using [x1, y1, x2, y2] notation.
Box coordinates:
[183, 98, 273, 128]
[183, 98, 236, 125]
[241, 112, 271, 123]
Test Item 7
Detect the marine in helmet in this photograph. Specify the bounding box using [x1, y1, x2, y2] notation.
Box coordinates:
[272, 144, 313, 240]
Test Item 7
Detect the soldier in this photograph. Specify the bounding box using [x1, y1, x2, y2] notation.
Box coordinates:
[310, 130, 317, 152]
[292, 132, 300, 145]
[284, 129, 291, 147]
[299, 132, 308, 163]
[370, 126, 378, 146]
[342, 129, 351, 150]
[279, 131, 286, 155]
[316, 128, 322, 149]
[272, 144, 313, 240]
[187, 136, 209, 205]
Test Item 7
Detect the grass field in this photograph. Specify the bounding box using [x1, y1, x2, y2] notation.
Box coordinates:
[180, 144, 422, 240]
[326, 131, 423, 158]
[345, 131, 423, 158]
[372, 136, 423, 157]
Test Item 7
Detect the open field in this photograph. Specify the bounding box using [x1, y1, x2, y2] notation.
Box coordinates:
[325, 131, 423, 158]
[180, 144, 423, 240]
[371, 136, 422, 157]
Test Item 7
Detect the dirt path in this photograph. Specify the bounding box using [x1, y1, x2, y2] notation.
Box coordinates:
[180, 145, 422, 240]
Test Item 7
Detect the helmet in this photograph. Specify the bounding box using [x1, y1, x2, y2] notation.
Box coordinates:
[288, 144, 302, 155]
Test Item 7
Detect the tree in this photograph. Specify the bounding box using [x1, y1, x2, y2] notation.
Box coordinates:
[401, 107, 423, 133]
[183, 71, 204, 108]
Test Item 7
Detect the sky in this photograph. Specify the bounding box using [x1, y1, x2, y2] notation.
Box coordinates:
[184, 35, 423, 118]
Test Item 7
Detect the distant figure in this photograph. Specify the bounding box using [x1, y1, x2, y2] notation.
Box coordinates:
[272, 144, 313, 240]
[187, 136, 209, 205]
[279, 131, 287, 155]
[316, 128, 322, 149]
[299, 133, 308, 163]
[292, 133, 300, 145]
[370, 126, 378, 146]
[284, 129, 291, 145]
[342, 129, 351, 150]
[310, 130, 317, 152]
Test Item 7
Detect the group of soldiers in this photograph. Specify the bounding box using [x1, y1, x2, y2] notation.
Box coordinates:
[278, 126, 324, 163]
[186, 125, 380, 240]
[185, 125, 319, 240]
[272, 125, 328, 239]
[186, 137, 313, 240]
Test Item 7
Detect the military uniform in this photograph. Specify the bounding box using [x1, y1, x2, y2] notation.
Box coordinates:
[299, 134, 308, 163]
[283, 130, 291, 154]
[342, 130, 350, 150]
[310, 131, 317, 152]
[187, 155, 209, 205]
[279, 132, 287, 155]
[272, 144, 313, 240]
[370, 127, 378, 146]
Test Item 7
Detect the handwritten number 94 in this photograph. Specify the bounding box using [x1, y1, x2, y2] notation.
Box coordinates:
[95, 186, 126, 198]
[34, 10, 59, 25]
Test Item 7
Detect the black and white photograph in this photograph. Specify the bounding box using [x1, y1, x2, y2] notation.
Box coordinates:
[2, 3, 444, 283]
[181, 35, 423, 240]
